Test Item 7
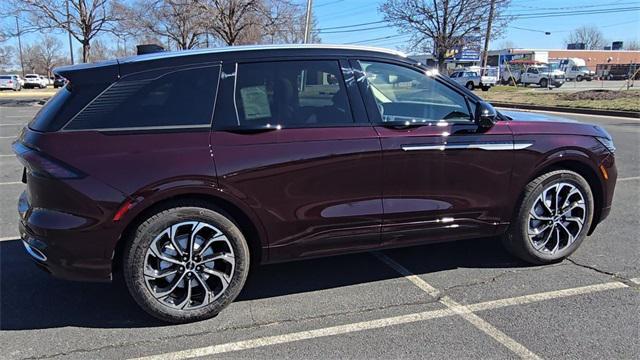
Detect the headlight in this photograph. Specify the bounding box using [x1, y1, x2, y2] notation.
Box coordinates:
[596, 136, 616, 153]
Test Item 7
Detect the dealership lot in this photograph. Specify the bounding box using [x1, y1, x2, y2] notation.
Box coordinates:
[0, 103, 638, 359]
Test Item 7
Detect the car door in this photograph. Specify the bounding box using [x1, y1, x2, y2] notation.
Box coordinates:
[211, 58, 383, 262]
[353, 59, 514, 247]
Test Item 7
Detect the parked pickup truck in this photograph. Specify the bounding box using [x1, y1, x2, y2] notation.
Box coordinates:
[520, 66, 565, 88]
[450, 70, 497, 91]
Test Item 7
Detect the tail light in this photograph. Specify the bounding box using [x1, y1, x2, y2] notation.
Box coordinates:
[8, 80, 13, 84]
[12, 142, 84, 179]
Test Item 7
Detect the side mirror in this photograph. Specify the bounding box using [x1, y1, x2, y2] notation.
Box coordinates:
[475, 101, 498, 128]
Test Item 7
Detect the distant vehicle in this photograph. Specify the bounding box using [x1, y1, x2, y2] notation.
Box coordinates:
[40, 75, 51, 87]
[14, 75, 25, 87]
[556, 58, 595, 82]
[0, 75, 22, 91]
[598, 63, 640, 80]
[53, 75, 66, 88]
[24, 74, 47, 89]
[450, 68, 496, 91]
[520, 65, 565, 88]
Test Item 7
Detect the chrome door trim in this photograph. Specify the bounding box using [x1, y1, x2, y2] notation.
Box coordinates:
[401, 142, 533, 151]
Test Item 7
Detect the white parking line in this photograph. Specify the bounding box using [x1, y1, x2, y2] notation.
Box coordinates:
[630, 278, 640, 285]
[0, 135, 17, 139]
[0, 154, 15, 157]
[0, 123, 22, 126]
[0, 236, 19, 242]
[0, 181, 23, 186]
[618, 176, 640, 182]
[131, 280, 628, 360]
[374, 252, 541, 359]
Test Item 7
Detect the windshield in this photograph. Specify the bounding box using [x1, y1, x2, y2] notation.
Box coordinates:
[578, 66, 590, 72]
[484, 68, 498, 76]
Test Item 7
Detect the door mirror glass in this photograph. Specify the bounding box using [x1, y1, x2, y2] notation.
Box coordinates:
[475, 101, 498, 128]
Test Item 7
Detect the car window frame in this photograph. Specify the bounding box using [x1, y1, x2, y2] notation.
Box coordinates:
[213, 57, 370, 131]
[350, 58, 475, 126]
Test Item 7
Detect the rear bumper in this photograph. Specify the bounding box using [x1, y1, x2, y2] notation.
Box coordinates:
[18, 191, 117, 282]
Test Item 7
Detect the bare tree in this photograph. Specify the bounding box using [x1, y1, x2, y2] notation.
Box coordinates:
[123, 0, 208, 50]
[198, 0, 262, 46]
[0, 46, 15, 70]
[565, 25, 606, 50]
[625, 39, 640, 51]
[10, 0, 122, 62]
[379, 0, 511, 70]
[38, 35, 64, 76]
[260, 0, 318, 44]
[21, 35, 64, 75]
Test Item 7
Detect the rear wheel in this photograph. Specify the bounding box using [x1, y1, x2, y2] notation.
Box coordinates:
[123, 203, 250, 323]
[481, 85, 490, 91]
[502, 170, 594, 264]
[466, 81, 475, 90]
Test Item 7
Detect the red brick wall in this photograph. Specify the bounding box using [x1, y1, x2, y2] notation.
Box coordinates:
[548, 50, 640, 70]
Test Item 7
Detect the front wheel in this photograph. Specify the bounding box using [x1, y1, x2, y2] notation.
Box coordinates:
[502, 170, 594, 264]
[481, 86, 490, 91]
[539, 78, 548, 88]
[465, 82, 475, 90]
[123, 203, 250, 323]
[576, 75, 583, 82]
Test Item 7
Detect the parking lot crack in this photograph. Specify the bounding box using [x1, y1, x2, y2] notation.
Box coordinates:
[439, 263, 570, 293]
[566, 257, 636, 286]
[22, 298, 443, 360]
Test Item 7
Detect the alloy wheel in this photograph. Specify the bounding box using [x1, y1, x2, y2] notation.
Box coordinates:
[528, 182, 586, 255]
[143, 221, 235, 310]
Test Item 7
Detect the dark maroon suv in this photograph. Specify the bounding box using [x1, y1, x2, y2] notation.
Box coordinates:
[13, 45, 617, 323]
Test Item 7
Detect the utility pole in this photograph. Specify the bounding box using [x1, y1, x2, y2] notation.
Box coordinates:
[66, 0, 74, 64]
[15, 16, 25, 77]
[304, 0, 313, 43]
[481, 0, 496, 76]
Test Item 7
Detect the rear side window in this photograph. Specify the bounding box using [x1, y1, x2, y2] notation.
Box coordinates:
[66, 66, 220, 130]
[234, 60, 353, 127]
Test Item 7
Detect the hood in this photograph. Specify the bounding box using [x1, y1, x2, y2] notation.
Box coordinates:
[501, 109, 611, 138]
[500, 110, 578, 123]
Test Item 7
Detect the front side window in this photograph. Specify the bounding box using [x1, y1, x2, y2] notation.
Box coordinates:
[234, 60, 353, 127]
[359, 61, 472, 123]
[66, 66, 220, 130]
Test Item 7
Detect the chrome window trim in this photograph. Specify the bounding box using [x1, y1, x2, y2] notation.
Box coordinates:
[402, 142, 533, 151]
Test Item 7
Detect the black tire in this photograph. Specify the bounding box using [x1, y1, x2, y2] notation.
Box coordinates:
[123, 202, 250, 323]
[481, 86, 490, 91]
[502, 170, 594, 264]
[576, 75, 583, 82]
[539, 78, 548, 88]
[466, 81, 475, 90]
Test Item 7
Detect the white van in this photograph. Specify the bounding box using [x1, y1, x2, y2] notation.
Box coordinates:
[557, 58, 595, 82]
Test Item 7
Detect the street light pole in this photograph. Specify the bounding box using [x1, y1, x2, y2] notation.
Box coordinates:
[15, 16, 25, 77]
[66, 0, 74, 64]
[303, 0, 313, 44]
[481, 0, 496, 76]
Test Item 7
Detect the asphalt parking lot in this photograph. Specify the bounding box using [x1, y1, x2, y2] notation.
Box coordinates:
[0, 102, 638, 359]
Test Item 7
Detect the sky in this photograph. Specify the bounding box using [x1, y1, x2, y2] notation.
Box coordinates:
[2, 0, 640, 61]
[313, 0, 640, 51]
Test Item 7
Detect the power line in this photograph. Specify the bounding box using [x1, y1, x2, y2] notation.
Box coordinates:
[346, 33, 410, 45]
[318, 20, 387, 31]
[318, 24, 390, 34]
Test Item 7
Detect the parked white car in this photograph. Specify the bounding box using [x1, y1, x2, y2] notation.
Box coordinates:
[450, 70, 496, 91]
[24, 74, 47, 89]
[0, 75, 22, 91]
[520, 66, 565, 88]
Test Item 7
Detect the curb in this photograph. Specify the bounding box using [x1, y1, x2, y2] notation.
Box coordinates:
[491, 102, 640, 118]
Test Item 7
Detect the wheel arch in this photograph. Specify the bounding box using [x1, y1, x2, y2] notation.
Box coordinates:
[111, 191, 268, 278]
[520, 156, 604, 235]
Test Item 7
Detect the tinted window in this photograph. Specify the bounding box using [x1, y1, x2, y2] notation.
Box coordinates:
[66, 66, 219, 130]
[359, 61, 471, 123]
[0, 76, 11, 79]
[234, 60, 352, 127]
